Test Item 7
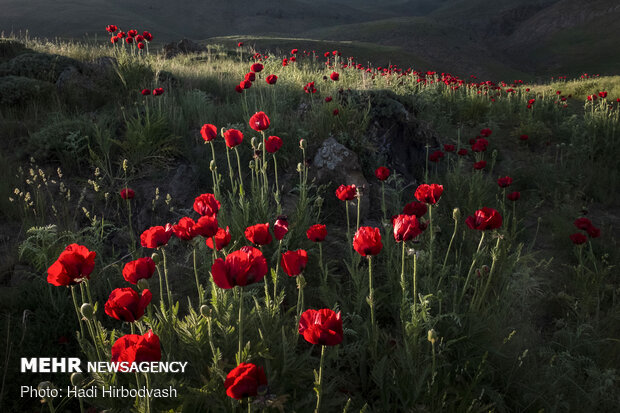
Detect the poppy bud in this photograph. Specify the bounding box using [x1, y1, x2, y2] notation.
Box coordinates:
[315, 196, 324, 209]
[251, 137, 257, 148]
[453, 208, 460, 221]
[150, 252, 161, 264]
[137, 278, 149, 290]
[80, 303, 94, 320]
[482, 265, 490, 273]
[296, 163, 303, 172]
[210, 160, 216, 171]
[71, 372, 85, 387]
[200, 304, 210, 317]
[299, 139, 306, 149]
[37, 381, 56, 401]
[427, 329, 438, 344]
[122, 159, 128, 172]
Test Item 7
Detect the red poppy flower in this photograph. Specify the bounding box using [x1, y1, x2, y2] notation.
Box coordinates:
[106, 25, 118, 33]
[122, 257, 156, 285]
[414, 183, 443, 205]
[125, 37, 134, 44]
[497, 176, 513, 188]
[111, 330, 161, 364]
[237, 42, 244, 47]
[598, 91, 607, 98]
[245, 223, 272, 245]
[104, 288, 152, 322]
[457, 148, 468, 156]
[266, 74, 278, 85]
[299, 308, 343, 346]
[507, 191, 520, 201]
[140, 225, 173, 248]
[480, 128, 492, 137]
[519, 134, 529, 141]
[224, 129, 244, 148]
[211, 246, 268, 288]
[325, 96, 332, 103]
[193, 193, 220, 216]
[335, 184, 357, 201]
[192, 215, 219, 238]
[235, 85, 243, 93]
[137, 42, 145, 50]
[274, 216, 289, 241]
[141, 88, 150, 95]
[152, 88, 164, 96]
[206, 226, 232, 251]
[127, 29, 138, 37]
[306, 224, 327, 242]
[240, 80, 252, 90]
[303, 81, 317, 94]
[282, 58, 289, 67]
[47, 244, 96, 286]
[111, 36, 119, 44]
[249, 112, 270, 132]
[200, 124, 217, 142]
[429, 150, 444, 162]
[120, 188, 135, 199]
[393, 214, 422, 242]
[573, 217, 593, 231]
[265, 136, 282, 153]
[570, 233, 587, 245]
[330, 71, 340, 81]
[281, 249, 308, 276]
[250, 63, 264, 73]
[245, 72, 256, 82]
[375, 166, 390, 181]
[143, 32, 153, 42]
[173, 217, 197, 241]
[291, 48, 298, 55]
[465, 207, 502, 230]
[473, 160, 487, 170]
[353, 226, 383, 257]
[471, 138, 489, 152]
[118, 31, 126, 38]
[444, 144, 455, 152]
[224, 363, 268, 400]
[402, 200, 428, 217]
[333, 108, 339, 116]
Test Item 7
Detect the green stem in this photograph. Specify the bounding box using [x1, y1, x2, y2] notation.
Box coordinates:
[428, 205, 434, 273]
[368, 256, 376, 345]
[356, 190, 361, 231]
[319, 243, 326, 285]
[345, 201, 352, 257]
[144, 372, 151, 413]
[381, 181, 386, 223]
[193, 246, 203, 305]
[412, 251, 418, 309]
[226, 147, 235, 192]
[400, 241, 407, 297]
[315, 345, 326, 413]
[210, 141, 219, 198]
[161, 247, 173, 310]
[71, 286, 85, 340]
[234, 147, 245, 199]
[439, 214, 459, 289]
[273, 240, 282, 300]
[459, 231, 486, 304]
[237, 287, 244, 364]
[474, 237, 501, 311]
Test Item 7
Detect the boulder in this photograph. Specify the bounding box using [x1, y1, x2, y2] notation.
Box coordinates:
[163, 39, 204, 58]
[312, 137, 370, 223]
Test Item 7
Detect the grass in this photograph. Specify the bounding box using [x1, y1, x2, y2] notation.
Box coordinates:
[0, 33, 619, 412]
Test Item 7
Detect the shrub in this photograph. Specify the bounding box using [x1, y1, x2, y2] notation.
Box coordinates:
[0, 52, 81, 82]
[0, 75, 55, 106]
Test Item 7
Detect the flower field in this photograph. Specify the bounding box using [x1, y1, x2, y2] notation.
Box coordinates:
[0, 26, 619, 412]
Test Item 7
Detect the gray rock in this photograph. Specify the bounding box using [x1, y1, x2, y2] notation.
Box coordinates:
[312, 137, 370, 223]
[163, 39, 204, 58]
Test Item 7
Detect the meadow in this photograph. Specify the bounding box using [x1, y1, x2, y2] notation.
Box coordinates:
[0, 27, 619, 412]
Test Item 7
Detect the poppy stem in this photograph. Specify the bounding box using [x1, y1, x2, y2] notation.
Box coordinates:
[412, 251, 418, 311]
[273, 154, 281, 214]
[226, 147, 235, 193]
[381, 181, 386, 223]
[144, 372, 151, 413]
[296, 276, 305, 329]
[345, 201, 352, 257]
[234, 147, 245, 199]
[273, 240, 282, 300]
[210, 141, 219, 198]
[237, 286, 244, 364]
[460, 231, 486, 305]
[400, 241, 407, 297]
[193, 246, 203, 305]
[473, 236, 501, 311]
[71, 286, 85, 341]
[319, 243, 326, 285]
[440, 211, 459, 281]
[314, 345, 326, 413]
[356, 189, 361, 231]
[368, 256, 376, 350]
[161, 247, 173, 312]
